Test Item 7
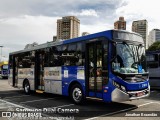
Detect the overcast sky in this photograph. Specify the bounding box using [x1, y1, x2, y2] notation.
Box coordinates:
[0, 0, 159, 60]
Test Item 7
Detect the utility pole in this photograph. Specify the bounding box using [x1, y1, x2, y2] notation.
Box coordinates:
[0, 46, 3, 62]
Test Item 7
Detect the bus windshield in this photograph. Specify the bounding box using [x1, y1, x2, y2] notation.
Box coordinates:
[112, 42, 147, 74]
[2, 65, 8, 70]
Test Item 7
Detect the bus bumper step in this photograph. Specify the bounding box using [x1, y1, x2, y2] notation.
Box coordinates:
[36, 90, 44, 93]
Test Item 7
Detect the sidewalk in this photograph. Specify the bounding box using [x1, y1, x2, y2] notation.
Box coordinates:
[0, 78, 18, 91]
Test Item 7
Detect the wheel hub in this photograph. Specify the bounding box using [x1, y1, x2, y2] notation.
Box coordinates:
[25, 84, 29, 92]
[73, 88, 82, 102]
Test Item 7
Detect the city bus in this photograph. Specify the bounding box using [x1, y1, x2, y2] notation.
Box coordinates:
[8, 30, 150, 104]
[146, 50, 160, 89]
[0, 61, 9, 79]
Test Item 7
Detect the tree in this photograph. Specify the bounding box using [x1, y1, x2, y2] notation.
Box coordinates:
[147, 41, 160, 51]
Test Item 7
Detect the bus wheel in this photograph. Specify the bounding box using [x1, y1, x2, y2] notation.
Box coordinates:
[24, 81, 30, 95]
[70, 84, 84, 104]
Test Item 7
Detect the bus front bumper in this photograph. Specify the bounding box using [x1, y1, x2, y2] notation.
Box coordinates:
[111, 88, 150, 102]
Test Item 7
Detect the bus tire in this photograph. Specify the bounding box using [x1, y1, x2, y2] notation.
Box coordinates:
[70, 84, 85, 104]
[23, 80, 30, 95]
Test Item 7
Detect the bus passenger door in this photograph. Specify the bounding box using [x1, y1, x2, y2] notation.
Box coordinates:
[35, 51, 45, 91]
[86, 41, 108, 99]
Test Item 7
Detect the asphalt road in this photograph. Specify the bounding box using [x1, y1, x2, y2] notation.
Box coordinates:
[0, 78, 160, 120]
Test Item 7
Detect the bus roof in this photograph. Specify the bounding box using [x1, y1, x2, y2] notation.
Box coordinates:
[10, 29, 143, 55]
[10, 30, 112, 55]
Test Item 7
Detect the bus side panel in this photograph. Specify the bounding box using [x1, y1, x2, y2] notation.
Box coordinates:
[17, 68, 35, 90]
[109, 73, 129, 102]
[62, 66, 85, 96]
[44, 67, 62, 94]
[102, 82, 113, 102]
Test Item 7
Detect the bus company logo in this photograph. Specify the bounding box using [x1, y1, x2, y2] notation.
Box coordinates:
[2, 107, 14, 120]
[2, 112, 11, 118]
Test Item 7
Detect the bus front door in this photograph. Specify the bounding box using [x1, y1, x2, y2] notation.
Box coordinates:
[87, 42, 106, 99]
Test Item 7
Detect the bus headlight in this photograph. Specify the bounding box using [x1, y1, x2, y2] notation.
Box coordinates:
[113, 81, 126, 92]
[113, 81, 120, 88]
[121, 85, 126, 92]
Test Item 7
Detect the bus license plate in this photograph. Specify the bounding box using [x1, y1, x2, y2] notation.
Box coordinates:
[137, 92, 144, 97]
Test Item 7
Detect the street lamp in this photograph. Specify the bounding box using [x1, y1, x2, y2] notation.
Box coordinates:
[0, 45, 3, 62]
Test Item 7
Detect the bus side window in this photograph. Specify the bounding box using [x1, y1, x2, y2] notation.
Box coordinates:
[44, 48, 49, 67]
[56, 46, 62, 66]
[76, 43, 84, 66]
[62, 44, 77, 66]
[68, 44, 77, 66]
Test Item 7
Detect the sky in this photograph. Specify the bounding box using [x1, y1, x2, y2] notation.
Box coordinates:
[0, 0, 159, 60]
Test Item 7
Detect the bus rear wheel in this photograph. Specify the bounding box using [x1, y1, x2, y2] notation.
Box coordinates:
[24, 81, 30, 95]
[70, 84, 85, 104]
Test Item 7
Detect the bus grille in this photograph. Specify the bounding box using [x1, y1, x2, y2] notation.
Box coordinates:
[125, 76, 148, 83]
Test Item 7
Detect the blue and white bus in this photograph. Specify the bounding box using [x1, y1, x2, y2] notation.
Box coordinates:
[0, 61, 9, 79]
[8, 29, 150, 104]
[146, 50, 160, 89]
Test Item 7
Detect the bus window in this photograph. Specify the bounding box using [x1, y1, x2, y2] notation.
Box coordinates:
[44, 48, 50, 67]
[76, 43, 84, 66]
[49, 47, 56, 67]
[68, 44, 77, 66]
[55, 46, 62, 66]
[62, 44, 77, 66]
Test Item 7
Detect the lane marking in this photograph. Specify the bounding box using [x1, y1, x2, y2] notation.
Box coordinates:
[20, 97, 60, 104]
[4, 95, 30, 99]
[84, 102, 155, 120]
[138, 102, 154, 107]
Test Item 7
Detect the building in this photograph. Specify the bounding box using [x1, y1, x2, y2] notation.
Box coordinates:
[132, 20, 148, 49]
[57, 16, 80, 40]
[53, 36, 57, 42]
[114, 17, 126, 30]
[148, 29, 160, 47]
[57, 19, 62, 39]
